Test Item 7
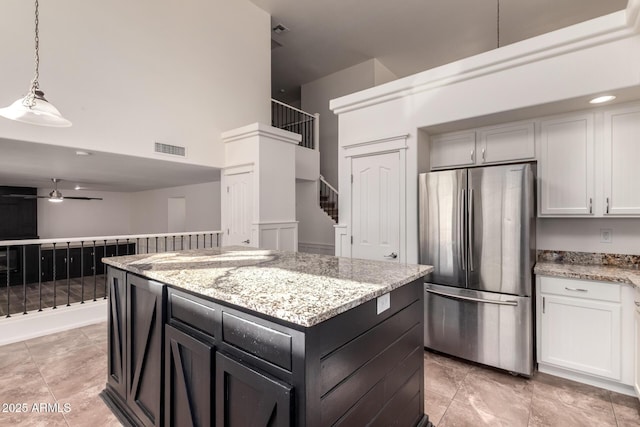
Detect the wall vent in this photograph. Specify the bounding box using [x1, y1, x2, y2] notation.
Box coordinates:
[154, 142, 186, 157]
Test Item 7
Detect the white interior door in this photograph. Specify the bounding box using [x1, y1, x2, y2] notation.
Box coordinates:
[225, 172, 253, 246]
[351, 152, 400, 262]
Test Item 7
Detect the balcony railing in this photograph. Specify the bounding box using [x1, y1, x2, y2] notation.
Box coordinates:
[0, 231, 223, 318]
[271, 99, 319, 150]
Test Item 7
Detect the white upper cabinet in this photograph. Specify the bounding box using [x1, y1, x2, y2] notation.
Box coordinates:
[477, 122, 535, 165]
[603, 104, 640, 216]
[430, 131, 476, 169]
[430, 121, 535, 170]
[539, 113, 595, 216]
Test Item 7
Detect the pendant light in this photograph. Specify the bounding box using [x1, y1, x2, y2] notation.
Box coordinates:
[0, 0, 71, 127]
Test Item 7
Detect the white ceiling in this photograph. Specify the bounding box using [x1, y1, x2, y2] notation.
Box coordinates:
[0, 138, 220, 193]
[252, 0, 629, 104]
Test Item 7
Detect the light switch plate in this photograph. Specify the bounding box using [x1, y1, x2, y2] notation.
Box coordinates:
[600, 228, 613, 243]
[377, 293, 390, 315]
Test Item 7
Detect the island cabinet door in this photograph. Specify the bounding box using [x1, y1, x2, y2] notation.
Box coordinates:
[165, 325, 213, 427]
[126, 275, 166, 427]
[215, 352, 293, 427]
[107, 268, 127, 399]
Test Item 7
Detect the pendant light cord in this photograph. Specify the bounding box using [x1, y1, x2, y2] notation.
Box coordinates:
[23, 0, 40, 108]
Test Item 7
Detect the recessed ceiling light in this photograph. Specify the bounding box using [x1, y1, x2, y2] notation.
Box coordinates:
[75, 150, 91, 156]
[589, 95, 616, 104]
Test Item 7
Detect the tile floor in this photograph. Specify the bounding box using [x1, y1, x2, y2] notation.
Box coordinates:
[0, 323, 638, 426]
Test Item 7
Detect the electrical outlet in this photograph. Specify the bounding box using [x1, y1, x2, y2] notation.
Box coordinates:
[600, 228, 613, 243]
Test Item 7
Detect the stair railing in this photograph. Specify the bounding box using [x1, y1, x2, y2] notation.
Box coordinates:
[319, 176, 339, 223]
[271, 99, 319, 150]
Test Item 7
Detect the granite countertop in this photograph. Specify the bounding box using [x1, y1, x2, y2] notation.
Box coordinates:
[534, 251, 640, 288]
[103, 247, 433, 327]
[534, 261, 640, 288]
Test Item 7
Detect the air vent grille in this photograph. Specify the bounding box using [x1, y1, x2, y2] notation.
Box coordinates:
[155, 142, 186, 157]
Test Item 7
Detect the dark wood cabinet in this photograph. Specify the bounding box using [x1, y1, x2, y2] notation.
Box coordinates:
[165, 325, 213, 427]
[102, 267, 428, 427]
[126, 274, 165, 427]
[216, 352, 292, 427]
[107, 268, 127, 398]
[102, 270, 165, 427]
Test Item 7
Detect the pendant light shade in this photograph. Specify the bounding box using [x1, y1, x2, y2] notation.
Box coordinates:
[0, 0, 71, 127]
[0, 90, 71, 127]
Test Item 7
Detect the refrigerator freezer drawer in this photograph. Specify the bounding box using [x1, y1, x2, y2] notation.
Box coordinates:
[424, 283, 533, 376]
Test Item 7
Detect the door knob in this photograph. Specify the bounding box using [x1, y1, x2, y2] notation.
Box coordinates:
[384, 252, 398, 259]
[242, 239, 250, 244]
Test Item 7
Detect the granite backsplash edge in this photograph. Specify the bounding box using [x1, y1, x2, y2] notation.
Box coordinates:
[537, 250, 640, 268]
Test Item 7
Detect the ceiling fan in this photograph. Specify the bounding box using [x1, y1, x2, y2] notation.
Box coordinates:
[2, 178, 103, 202]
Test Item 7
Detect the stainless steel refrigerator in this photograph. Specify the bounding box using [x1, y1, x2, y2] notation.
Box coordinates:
[419, 163, 535, 376]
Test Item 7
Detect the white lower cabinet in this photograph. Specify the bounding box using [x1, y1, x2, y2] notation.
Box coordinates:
[635, 287, 640, 397]
[537, 276, 635, 394]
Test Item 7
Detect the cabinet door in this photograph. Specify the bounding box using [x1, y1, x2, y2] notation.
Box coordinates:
[430, 131, 476, 169]
[126, 275, 165, 427]
[539, 113, 595, 215]
[107, 268, 127, 399]
[165, 325, 213, 427]
[216, 352, 292, 427]
[477, 122, 535, 165]
[635, 303, 640, 397]
[604, 104, 640, 215]
[540, 294, 621, 380]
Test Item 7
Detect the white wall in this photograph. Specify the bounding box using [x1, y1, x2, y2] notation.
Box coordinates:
[330, 11, 640, 264]
[37, 181, 220, 238]
[130, 181, 221, 234]
[0, 0, 270, 169]
[537, 218, 640, 255]
[296, 181, 335, 248]
[37, 190, 132, 238]
[302, 59, 397, 187]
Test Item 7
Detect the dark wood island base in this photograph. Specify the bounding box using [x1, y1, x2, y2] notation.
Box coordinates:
[100, 250, 432, 427]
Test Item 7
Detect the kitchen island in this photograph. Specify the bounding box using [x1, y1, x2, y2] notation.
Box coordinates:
[100, 247, 433, 427]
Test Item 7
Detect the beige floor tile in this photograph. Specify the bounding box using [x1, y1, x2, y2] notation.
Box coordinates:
[611, 392, 640, 427]
[454, 368, 533, 426]
[0, 410, 69, 427]
[25, 328, 96, 364]
[0, 340, 31, 370]
[529, 387, 617, 427]
[425, 389, 451, 426]
[424, 351, 473, 399]
[439, 398, 522, 427]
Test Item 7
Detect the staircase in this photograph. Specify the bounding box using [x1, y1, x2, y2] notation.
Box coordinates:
[319, 176, 338, 222]
[271, 99, 339, 223]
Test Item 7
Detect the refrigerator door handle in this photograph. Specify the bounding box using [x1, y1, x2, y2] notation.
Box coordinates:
[425, 288, 518, 306]
[468, 188, 474, 272]
[459, 189, 466, 271]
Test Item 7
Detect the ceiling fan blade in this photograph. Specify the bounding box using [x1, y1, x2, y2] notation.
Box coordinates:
[1, 194, 42, 199]
[62, 196, 104, 200]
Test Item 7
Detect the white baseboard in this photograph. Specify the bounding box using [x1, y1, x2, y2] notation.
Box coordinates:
[298, 242, 335, 255]
[538, 363, 636, 397]
[0, 300, 108, 346]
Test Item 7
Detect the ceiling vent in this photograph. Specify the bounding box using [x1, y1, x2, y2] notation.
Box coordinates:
[155, 142, 186, 157]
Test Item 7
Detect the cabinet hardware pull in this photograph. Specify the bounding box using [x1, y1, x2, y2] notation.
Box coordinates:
[384, 252, 398, 259]
[242, 239, 250, 244]
[481, 148, 486, 162]
[565, 287, 588, 292]
[606, 197, 610, 214]
[542, 296, 545, 313]
[589, 198, 592, 214]
[470, 150, 474, 161]
[635, 301, 640, 307]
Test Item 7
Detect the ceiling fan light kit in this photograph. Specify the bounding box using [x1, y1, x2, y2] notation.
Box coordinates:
[0, 0, 71, 127]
